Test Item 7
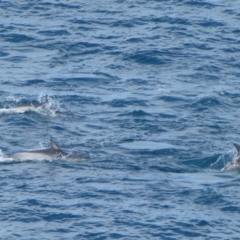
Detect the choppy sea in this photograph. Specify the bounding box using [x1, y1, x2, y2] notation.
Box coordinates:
[1, 0, 240, 239]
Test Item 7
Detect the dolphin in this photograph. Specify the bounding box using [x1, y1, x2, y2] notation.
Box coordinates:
[12, 95, 49, 113]
[221, 143, 240, 172]
[10, 139, 68, 160]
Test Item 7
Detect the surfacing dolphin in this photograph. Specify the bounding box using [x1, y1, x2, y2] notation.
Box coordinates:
[221, 143, 240, 172]
[12, 95, 49, 113]
[10, 139, 68, 160]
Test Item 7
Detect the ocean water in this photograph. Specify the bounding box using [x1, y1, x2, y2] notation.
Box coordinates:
[1, 0, 240, 239]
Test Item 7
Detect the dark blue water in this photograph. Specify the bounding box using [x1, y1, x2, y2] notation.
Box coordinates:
[1, 0, 240, 239]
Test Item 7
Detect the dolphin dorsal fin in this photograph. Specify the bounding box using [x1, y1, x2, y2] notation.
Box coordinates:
[233, 143, 240, 156]
[50, 139, 61, 150]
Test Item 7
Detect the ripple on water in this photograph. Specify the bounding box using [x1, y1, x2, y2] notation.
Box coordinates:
[1, 0, 240, 239]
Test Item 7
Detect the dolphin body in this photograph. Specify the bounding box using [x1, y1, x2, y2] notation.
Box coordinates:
[10, 139, 68, 160]
[221, 143, 240, 172]
[2, 96, 74, 115]
[11, 96, 48, 113]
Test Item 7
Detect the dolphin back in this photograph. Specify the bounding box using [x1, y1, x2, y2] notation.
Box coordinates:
[10, 139, 67, 160]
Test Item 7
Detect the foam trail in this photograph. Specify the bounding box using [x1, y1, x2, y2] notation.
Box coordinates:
[0, 149, 14, 163]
